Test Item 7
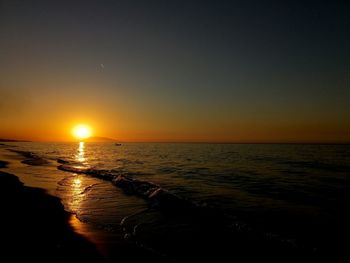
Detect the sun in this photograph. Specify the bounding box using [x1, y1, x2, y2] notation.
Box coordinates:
[72, 125, 92, 140]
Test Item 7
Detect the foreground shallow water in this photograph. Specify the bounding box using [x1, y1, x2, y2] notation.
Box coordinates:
[1, 142, 349, 262]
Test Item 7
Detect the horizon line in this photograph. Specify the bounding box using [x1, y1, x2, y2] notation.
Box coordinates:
[1, 138, 349, 145]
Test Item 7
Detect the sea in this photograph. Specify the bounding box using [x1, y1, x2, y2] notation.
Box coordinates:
[0, 142, 349, 262]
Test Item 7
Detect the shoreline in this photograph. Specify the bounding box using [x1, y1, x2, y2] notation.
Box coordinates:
[0, 155, 167, 262]
[0, 169, 106, 262]
[1, 144, 348, 262]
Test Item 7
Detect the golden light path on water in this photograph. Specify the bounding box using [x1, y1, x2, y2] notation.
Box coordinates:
[76, 141, 86, 162]
[71, 142, 86, 211]
[68, 141, 113, 257]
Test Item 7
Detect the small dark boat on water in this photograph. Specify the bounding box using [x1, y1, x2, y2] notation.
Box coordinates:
[115, 143, 122, 146]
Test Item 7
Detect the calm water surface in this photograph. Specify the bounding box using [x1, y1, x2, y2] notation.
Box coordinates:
[1, 142, 349, 259]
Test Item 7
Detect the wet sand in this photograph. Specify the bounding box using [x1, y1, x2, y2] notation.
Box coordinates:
[0, 169, 106, 262]
[0, 158, 166, 263]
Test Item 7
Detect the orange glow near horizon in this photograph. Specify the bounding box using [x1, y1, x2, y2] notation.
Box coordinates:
[0, 108, 350, 143]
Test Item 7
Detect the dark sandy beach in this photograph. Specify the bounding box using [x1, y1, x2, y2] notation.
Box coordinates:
[0, 159, 166, 263]
[0, 167, 106, 262]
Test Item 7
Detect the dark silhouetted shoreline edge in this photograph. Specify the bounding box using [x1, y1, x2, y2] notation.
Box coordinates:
[0, 170, 106, 263]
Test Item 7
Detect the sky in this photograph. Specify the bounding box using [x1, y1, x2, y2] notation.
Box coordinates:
[0, 0, 349, 142]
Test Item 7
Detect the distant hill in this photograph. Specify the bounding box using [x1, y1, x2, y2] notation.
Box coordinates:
[84, 136, 119, 142]
[0, 138, 30, 142]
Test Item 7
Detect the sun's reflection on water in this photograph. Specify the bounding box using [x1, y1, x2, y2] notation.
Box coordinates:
[76, 141, 86, 163]
[73, 177, 82, 188]
[69, 176, 83, 211]
[70, 142, 89, 213]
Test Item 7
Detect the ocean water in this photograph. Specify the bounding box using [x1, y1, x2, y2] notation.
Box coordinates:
[1, 142, 349, 261]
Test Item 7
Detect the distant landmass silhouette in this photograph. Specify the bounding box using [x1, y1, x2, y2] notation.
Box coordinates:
[0, 138, 30, 142]
[84, 136, 119, 142]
